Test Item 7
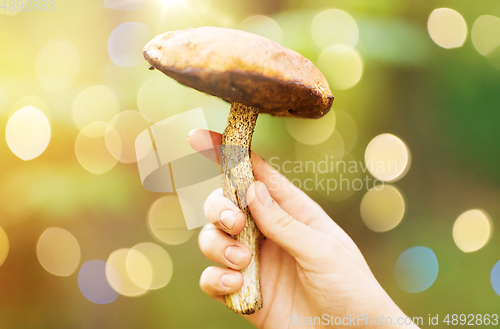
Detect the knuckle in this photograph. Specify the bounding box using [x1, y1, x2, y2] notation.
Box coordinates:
[273, 209, 296, 232]
[204, 188, 223, 212]
[203, 194, 217, 220]
[204, 188, 234, 222]
[199, 267, 232, 296]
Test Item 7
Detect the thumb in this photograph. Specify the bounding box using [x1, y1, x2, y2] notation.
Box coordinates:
[247, 181, 326, 264]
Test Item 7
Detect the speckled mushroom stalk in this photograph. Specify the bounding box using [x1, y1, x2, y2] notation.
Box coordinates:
[220, 103, 262, 314]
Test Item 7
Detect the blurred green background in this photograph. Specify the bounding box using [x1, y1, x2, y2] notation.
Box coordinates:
[1, 0, 500, 328]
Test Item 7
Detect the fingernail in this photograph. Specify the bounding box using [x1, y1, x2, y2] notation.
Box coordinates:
[256, 182, 274, 207]
[224, 246, 245, 265]
[220, 210, 236, 231]
[221, 274, 236, 288]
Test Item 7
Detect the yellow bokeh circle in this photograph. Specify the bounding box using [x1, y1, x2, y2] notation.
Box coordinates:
[317, 45, 363, 90]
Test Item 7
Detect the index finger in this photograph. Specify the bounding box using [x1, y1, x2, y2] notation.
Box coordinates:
[188, 129, 221, 164]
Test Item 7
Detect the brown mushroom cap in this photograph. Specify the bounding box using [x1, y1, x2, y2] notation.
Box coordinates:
[143, 27, 333, 119]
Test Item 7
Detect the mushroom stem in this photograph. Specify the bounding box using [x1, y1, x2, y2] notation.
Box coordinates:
[221, 102, 263, 314]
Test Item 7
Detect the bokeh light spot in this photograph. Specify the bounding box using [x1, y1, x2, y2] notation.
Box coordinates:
[75, 122, 120, 175]
[73, 85, 120, 131]
[285, 110, 335, 145]
[36, 38, 80, 91]
[105, 110, 150, 163]
[238, 15, 284, 45]
[491, 261, 500, 296]
[317, 45, 363, 90]
[126, 248, 153, 290]
[129, 242, 173, 290]
[78, 260, 119, 304]
[453, 209, 493, 253]
[427, 8, 467, 49]
[395, 246, 438, 293]
[148, 196, 194, 245]
[471, 15, 500, 57]
[365, 133, 410, 182]
[6, 106, 51, 161]
[311, 9, 359, 49]
[108, 22, 152, 67]
[360, 185, 405, 232]
[0, 226, 9, 267]
[37, 228, 81, 277]
[106, 248, 148, 297]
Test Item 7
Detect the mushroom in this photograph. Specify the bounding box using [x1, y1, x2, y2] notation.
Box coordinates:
[143, 26, 334, 314]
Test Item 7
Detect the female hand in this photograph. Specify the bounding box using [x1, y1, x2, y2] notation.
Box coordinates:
[189, 129, 419, 329]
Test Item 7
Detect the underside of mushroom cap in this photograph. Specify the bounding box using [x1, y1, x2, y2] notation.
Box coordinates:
[144, 27, 334, 119]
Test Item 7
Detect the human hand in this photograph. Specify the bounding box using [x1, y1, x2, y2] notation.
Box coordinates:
[189, 129, 419, 329]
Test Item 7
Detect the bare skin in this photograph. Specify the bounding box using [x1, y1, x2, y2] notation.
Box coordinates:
[189, 129, 420, 329]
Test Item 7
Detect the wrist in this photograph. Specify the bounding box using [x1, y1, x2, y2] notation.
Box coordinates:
[363, 292, 420, 329]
